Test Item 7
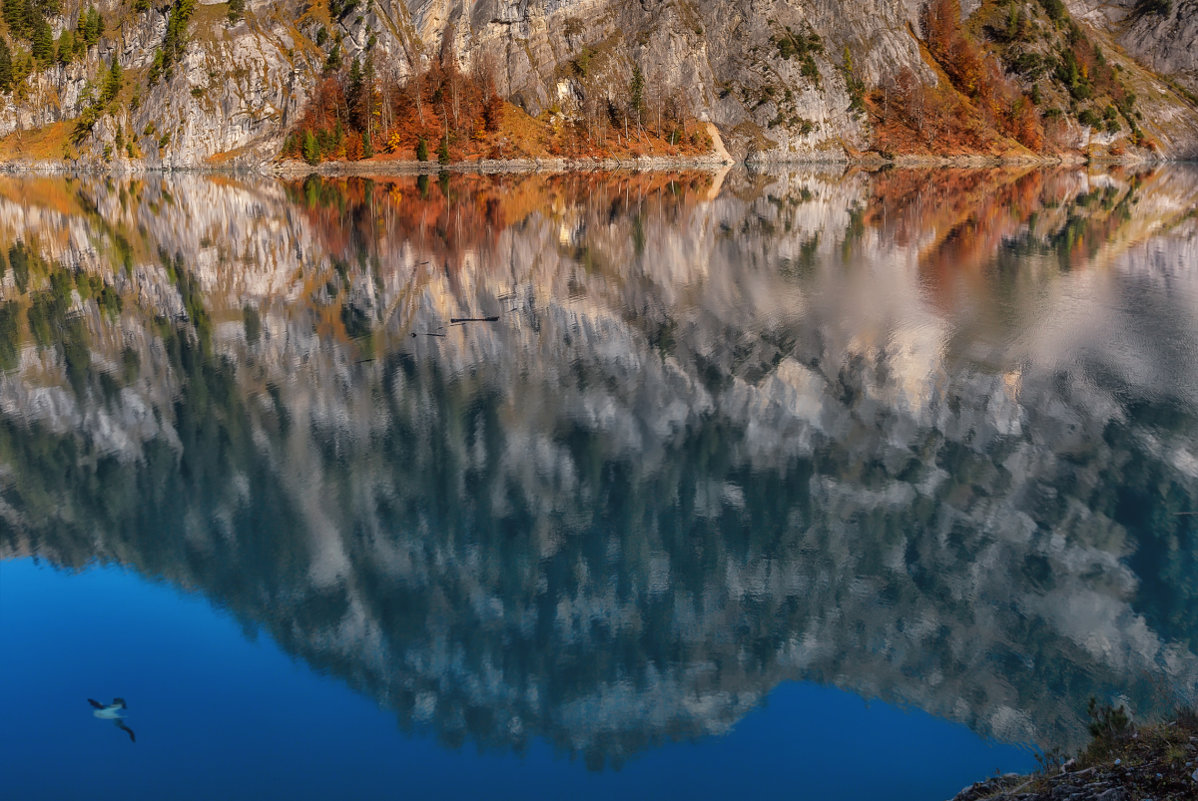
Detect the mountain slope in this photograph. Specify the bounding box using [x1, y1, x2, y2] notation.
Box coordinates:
[0, 0, 1195, 166]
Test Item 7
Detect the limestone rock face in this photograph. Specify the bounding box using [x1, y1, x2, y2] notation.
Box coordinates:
[1, 0, 1197, 164]
[1069, 0, 1198, 94]
[131, 19, 306, 167]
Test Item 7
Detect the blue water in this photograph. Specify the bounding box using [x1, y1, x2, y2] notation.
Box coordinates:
[0, 558, 1032, 800]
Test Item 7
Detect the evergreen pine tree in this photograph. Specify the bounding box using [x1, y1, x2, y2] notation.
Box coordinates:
[148, 49, 163, 84]
[19, 0, 35, 40]
[362, 53, 375, 145]
[0, 38, 13, 92]
[80, 7, 103, 47]
[302, 130, 320, 164]
[79, 8, 93, 45]
[2, 0, 24, 38]
[101, 57, 121, 104]
[323, 42, 341, 74]
[348, 57, 363, 104]
[31, 17, 53, 63]
[56, 29, 73, 66]
[629, 64, 645, 128]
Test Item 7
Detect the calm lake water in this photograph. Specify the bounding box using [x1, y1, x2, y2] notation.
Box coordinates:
[2, 167, 1197, 800]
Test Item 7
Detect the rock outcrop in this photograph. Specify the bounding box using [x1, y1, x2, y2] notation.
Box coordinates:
[950, 714, 1198, 801]
[1072, 0, 1198, 94]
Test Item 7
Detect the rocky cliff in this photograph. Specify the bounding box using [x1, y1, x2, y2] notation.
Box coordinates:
[0, 0, 1196, 166]
[1072, 0, 1198, 94]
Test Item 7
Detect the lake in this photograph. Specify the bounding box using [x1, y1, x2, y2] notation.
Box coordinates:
[1, 167, 1196, 800]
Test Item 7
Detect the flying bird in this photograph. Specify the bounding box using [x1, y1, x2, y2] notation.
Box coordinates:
[88, 698, 136, 742]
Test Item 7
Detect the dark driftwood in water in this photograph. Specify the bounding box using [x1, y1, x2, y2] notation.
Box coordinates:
[450, 316, 500, 323]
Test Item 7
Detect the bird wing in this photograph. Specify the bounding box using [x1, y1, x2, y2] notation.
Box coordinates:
[88, 699, 104, 709]
[115, 721, 136, 743]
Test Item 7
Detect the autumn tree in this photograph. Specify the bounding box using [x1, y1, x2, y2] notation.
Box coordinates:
[474, 58, 502, 133]
[923, 0, 985, 96]
[920, 0, 1044, 150]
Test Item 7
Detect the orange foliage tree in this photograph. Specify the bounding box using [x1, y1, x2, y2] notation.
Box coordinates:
[921, 0, 1045, 151]
[283, 39, 711, 165]
[283, 46, 505, 165]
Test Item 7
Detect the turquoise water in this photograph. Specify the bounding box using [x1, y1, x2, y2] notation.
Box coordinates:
[1, 168, 1196, 798]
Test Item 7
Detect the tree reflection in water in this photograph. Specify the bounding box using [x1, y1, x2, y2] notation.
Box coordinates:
[1, 167, 1197, 768]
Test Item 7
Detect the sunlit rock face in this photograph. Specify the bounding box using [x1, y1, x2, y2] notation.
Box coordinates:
[5, 0, 1198, 164]
[1, 168, 1198, 766]
[1069, 0, 1198, 95]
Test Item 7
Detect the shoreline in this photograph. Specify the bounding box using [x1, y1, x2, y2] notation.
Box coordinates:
[0, 151, 1189, 177]
[948, 715, 1198, 801]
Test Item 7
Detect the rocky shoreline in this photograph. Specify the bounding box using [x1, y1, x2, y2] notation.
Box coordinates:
[0, 151, 1187, 177]
[949, 715, 1198, 801]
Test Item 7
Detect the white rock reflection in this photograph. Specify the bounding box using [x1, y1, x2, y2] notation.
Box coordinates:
[0, 168, 1197, 766]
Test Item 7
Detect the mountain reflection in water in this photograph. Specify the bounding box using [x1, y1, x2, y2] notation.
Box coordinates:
[1, 167, 1197, 771]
